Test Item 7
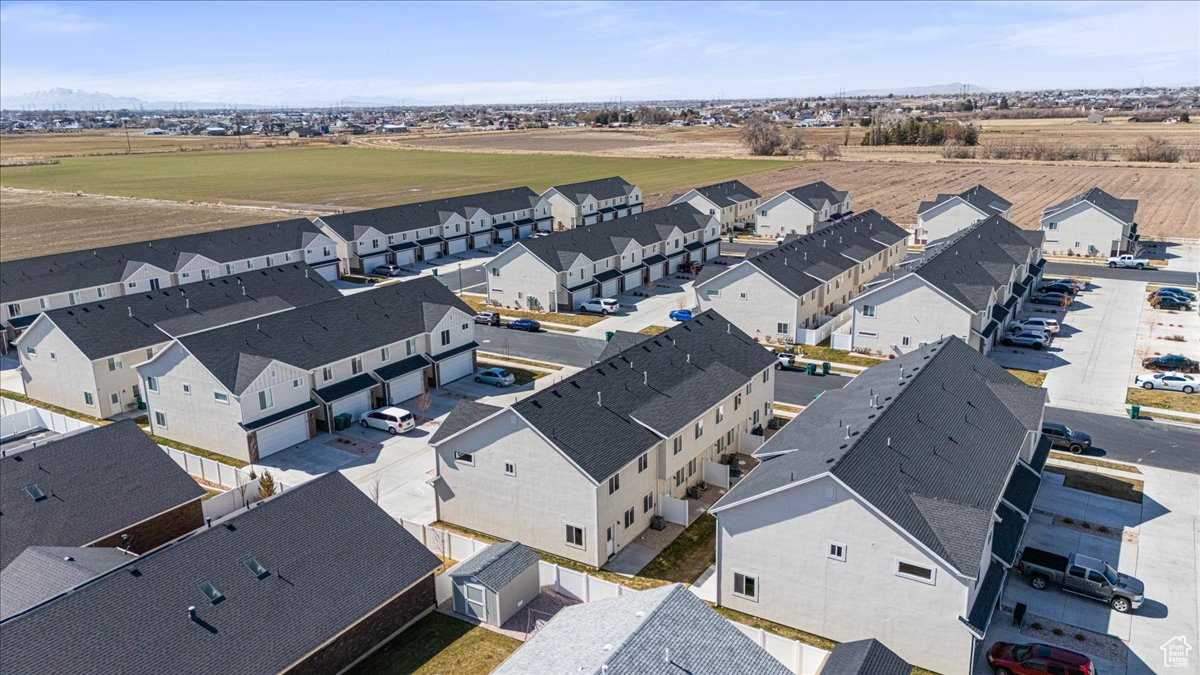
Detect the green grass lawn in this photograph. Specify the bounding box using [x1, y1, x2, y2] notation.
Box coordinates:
[0, 146, 781, 209]
[348, 612, 520, 675]
[638, 514, 717, 586]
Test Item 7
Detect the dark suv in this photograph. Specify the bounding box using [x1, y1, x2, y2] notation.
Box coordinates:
[1142, 354, 1200, 373]
[1042, 422, 1091, 454]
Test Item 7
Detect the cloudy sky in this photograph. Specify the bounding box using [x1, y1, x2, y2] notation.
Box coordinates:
[2, 0, 1197, 105]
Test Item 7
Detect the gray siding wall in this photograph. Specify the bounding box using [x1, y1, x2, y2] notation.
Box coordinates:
[917, 201, 988, 241]
[1041, 202, 1129, 257]
[851, 276, 974, 355]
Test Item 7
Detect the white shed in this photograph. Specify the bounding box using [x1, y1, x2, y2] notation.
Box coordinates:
[449, 541, 540, 627]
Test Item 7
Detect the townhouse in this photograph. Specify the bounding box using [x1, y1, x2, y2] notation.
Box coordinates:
[16, 264, 340, 419]
[712, 338, 1050, 674]
[136, 276, 476, 462]
[915, 184, 1012, 243]
[541, 176, 643, 230]
[849, 215, 1044, 356]
[670, 179, 761, 233]
[1040, 187, 1138, 257]
[315, 187, 552, 274]
[754, 181, 852, 239]
[1, 421, 206, 570]
[486, 204, 720, 312]
[695, 211, 909, 343]
[430, 311, 776, 568]
[0, 473, 443, 675]
[1, 218, 339, 345]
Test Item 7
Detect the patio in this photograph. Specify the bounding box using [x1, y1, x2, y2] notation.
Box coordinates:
[602, 485, 724, 576]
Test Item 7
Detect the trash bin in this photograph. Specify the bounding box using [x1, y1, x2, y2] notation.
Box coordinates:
[728, 234, 734, 243]
[822, 361, 831, 376]
[1129, 405, 1140, 420]
[806, 363, 817, 376]
[605, 331, 615, 342]
[432, 268, 438, 276]
[1013, 602, 1027, 627]
[334, 413, 353, 431]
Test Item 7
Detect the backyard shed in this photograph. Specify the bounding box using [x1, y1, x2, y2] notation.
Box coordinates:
[449, 541, 540, 627]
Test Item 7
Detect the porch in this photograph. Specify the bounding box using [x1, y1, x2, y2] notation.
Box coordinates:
[601, 486, 723, 576]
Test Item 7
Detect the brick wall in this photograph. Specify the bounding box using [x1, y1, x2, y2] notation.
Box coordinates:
[90, 498, 205, 553]
[286, 574, 436, 675]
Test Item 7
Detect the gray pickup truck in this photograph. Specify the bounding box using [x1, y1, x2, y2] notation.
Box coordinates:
[1016, 546, 1145, 612]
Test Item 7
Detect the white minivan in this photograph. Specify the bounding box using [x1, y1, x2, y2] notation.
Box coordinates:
[579, 298, 620, 315]
[360, 407, 416, 434]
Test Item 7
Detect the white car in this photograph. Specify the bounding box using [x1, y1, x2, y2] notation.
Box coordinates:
[1009, 317, 1060, 334]
[360, 406, 416, 434]
[579, 298, 620, 315]
[1134, 372, 1197, 393]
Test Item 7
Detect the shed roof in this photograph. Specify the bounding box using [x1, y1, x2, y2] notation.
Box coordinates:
[450, 541, 540, 591]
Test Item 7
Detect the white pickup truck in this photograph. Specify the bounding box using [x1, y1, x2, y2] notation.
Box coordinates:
[1107, 254, 1149, 269]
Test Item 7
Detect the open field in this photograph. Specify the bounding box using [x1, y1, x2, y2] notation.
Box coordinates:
[0, 130, 327, 160]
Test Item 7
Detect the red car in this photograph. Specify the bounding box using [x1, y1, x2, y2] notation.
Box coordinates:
[987, 642, 1096, 675]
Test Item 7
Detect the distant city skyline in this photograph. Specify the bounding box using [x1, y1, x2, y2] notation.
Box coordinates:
[2, 1, 1197, 107]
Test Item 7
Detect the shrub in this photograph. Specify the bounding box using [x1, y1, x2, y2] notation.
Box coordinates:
[1063, 517, 1075, 524]
[817, 142, 841, 161]
[1075, 633, 1087, 642]
[257, 471, 277, 500]
[1052, 628, 1065, 636]
[1129, 136, 1181, 162]
[1081, 521, 1092, 529]
[1030, 622, 1043, 630]
[741, 115, 784, 156]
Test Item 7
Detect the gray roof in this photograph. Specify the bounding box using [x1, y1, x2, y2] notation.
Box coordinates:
[518, 204, 712, 272]
[687, 179, 761, 208]
[0, 421, 205, 569]
[545, 176, 637, 205]
[918, 184, 1012, 217]
[430, 399, 504, 445]
[318, 186, 545, 241]
[597, 330, 649, 361]
[177, 276, 473, 394]
[39, 263, 340, 360]
[1042, 187, 1137, 224]
[506, 310, 776, 482]
[2, 218, 327, 304]
[821, 638, 911, 675]
[717, 337, 1046, 577]
[0, 473, 441, 674]
[782, 181, 849, 212]
[966, 563, 1007, 634]
[449, 541, 539, 591]
[0, 546, 132, 619]
[494, 584, 790, 675]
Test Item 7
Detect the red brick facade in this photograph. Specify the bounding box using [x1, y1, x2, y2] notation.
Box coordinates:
[89, 498, 204, 553]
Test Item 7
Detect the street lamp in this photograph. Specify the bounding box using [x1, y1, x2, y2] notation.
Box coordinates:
[457, 263, 463, 296]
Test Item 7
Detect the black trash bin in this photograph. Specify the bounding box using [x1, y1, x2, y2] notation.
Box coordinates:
[1013, 602, 1026, 627]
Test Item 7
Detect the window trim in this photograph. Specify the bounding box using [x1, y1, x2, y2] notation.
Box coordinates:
[454, 451, 474, 466]
[895, 558, 936, 585]
[828, 541, 847, 562]
[504, 461, 516, 477]
[564, 524, 585, 549]
[732, 572, 759, 601]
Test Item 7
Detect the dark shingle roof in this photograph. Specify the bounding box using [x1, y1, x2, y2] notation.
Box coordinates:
[0, 546, 133, 619]
[318, 187, 544, 241]
[966, 562, 1007, 634]
[781, 181, 849, 213]
[518, 205, 711, 272]
[545, 176, 637, 205]
[717, 337, 1045, 577]
[450, 541, 539, 591]
[313, 373, 377, 403]
[821, 638, 911, 675]
[375, 354, 431, 381]
[177, 276, 472, 394]
[991, 502, 1025, 567]
[430, 400, 504, 445]
[2, 218, 326, 304]
[505, 311, 774, 482]
[687, 180, 761, 208]
[1002, 462, 1041, 515]
[494, 584, 790, 675]
[598, 330, 649, 361]
[0, 473, 441, 674]
[38, 264, 340, 360]
[918, 184, 1012, 217]
[0, 421, 205, 569]
[1042, 187, 1137, 224]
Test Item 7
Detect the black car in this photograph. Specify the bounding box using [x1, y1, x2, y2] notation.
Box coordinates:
[473, 311, 501, 326]
[1142, 354, 1200, 373]
[1031, 292, 1071, 306]
[1037, 283, 1078, 296]
[1042, 422, 1092, 454]
[1153, 297, 1193, 311]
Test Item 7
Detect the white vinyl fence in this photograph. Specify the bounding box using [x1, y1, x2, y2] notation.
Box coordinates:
[0, 397, 96, 450]
[160, 446, 250, 489]
[796, 306, 853, 346]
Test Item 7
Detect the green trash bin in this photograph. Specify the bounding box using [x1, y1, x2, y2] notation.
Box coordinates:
[432, 268, 438, 276]
[728, 234, 735, 244]
[605, 331, 615, 342]
[334, 413, 353, 431]
[1130, 405, 1140, 420]
[822, 361, 831, 376]
[806, 363, 817, 376]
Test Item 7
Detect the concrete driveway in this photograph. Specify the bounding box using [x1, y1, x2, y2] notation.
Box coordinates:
[576, 279, 696, 338]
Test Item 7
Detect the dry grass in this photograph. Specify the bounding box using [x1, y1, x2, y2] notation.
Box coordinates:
[1006, 369, 1049, 387]
[638, 324, 671, 335]
[0, 130, 326, 159]
[475, 352, 564, 370]
[638, 514, 716, 586]
[1127, 387, 1200, 414]
[1045, 466, 1144, 503]
[1049, 451, 1143, 474]
[789, 342, 886, 369]
[460, 295, 606, 327]
[711, 606, 837, 651]
[348, 612, 519, 675]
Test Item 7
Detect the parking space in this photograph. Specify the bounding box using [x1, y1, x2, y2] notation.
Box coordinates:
[1133, 285, 1200, 385]
[575, 278, 696, 338]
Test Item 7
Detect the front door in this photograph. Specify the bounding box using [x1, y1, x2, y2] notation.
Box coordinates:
[149, 278, 161, 290]
[605, 524, 616, 558]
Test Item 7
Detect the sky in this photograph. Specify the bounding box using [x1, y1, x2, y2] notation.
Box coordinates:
[1, 1, 1198, 106]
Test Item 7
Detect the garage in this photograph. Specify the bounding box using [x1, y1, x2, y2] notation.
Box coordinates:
[360, 253, 387, 275]
[516, 222, 535, 239]
[446, 236, 469, 255]
[330, 389, 372, 422]
[387, 371, 425, 404]
[437, 350, 475, 385]
[314, 263, 339, 281]
[254, 414, 310, 457]
[471, 233, 491, 249]
[495, 223, 516, 243]
[601, 279, 619, 298]
[391, 245, 417, 266]
[622, 269, 643, 292]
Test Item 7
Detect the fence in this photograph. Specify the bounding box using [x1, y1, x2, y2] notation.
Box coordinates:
[796, 306, 853, 346]
[731, 623, 830, 674]
[160, 446, 250, 489]
[395, 517, 491, 562]
[0, 397, 96, 449]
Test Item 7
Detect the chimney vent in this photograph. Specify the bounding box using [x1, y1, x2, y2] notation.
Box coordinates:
[597, 391, 602, 406]
[643, 371, 648, 385]
[188, 606, 197, 621]
[127, 307, 132, 318]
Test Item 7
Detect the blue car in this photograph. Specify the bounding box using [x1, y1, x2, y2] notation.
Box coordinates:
[506, 318, 541, 332]
[475, 367, 516, 387]
[669, 309, 693, 322]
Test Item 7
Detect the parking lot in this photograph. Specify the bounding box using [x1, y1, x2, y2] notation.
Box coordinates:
[1134, 285, 1200, 383]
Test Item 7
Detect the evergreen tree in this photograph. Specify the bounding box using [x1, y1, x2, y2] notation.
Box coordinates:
[257, 471, 277, 500]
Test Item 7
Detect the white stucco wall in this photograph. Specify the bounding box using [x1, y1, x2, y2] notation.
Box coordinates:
[1040, 202, 1129, 257]
[756, 197, 817, 238]
[850, 276, 974, 355]
[17, 318, 102, 417]
[487, 245, 561, 311]
[917, 200, 988, 242]
[696, 264, 802, 340]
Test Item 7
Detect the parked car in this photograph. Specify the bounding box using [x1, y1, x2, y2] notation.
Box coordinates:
[987, 642, 1098, 675]
[1016, 546, 1144, 612]
[1041, 422, 1091, 453]
[505, 318, 541, 332]
[360, 406, 415, 435]
[1107, 254, 1149, 269]
[775, 352, 797, 370]
[372, 264, 404, 277]
[1046, 278, 1086, 292]
[1002, 330, 1051, 350]
[1134, 371, 1197, 393]
[1142, 354, 1200, 373]
[1009, 317, 1060, 334]
[1031, 292, 1071, 307]
[475, 367, 516, 387]
[1037, 282, 1078, 296]
[1154, 286, 1197, 301]
[579, 298, 620, 315]
[669, 308, 693, 322]
[473, 310, 501, 326]
[1151, 296, 1193, 311]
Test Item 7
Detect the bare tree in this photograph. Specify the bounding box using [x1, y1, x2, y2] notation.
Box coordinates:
[367, 474, 383, 504]
[786, 129, 805, 155]
[740, 114, 784, 156]
[817, 142, 841, 161]
[842, 121, 851, 146]
[415, 391, 432, 422]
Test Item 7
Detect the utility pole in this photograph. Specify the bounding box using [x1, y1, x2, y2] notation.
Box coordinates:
[123, 120, 132, 154]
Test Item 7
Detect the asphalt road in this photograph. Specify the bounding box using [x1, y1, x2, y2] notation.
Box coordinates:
[775, 368, 852, 405]
[1044, 406, 1200, 474]
[474, 325, 606, 367]
[1043, 262, 1196, 287]
[432, 264, 488, 293]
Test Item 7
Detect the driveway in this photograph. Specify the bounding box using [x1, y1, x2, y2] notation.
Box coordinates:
[575, 279, 696, 339]
[1, 355, 25, 394]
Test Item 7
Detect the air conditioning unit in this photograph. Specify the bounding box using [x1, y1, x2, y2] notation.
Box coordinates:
[650, 515, 666, 531]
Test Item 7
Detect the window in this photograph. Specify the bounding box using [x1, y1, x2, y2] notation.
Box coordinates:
[706, 289, 720, 298]
[733, 572, 758, 600]
[246, 260, 254, 269]
[828, 542, 847, 561]
[694, 420, 704, 438]
[608, 474, 620, 494]
[351, 356, 364, 375]
[643, 492, 654, 513]
[716, 405, 725, 423]
[110, 392, 120, 405]
[182, 383, 191, 395]
[901, 336, 911, 347]
[146, 348, 155, 360]
[25, 483, 47, 501]
[491, 268, 500, 277]
[762, 369, 770, 383]
[6, 303, 19, 317]
[1047, 221, 1058, 230]
[746, 382, 752, 395]
[405, 338, 416, 356]
[739, 292, 748, 300]
[688, 458, 697, 477]
[896, 560, 935, 583]
[68, 292, 80, 306]
[146, 377, 158, 392]
[38, 298, 48, 309]
[214, 391, 229, 404]
[858, 331, 878, 337]
[380, 346, 390, 362]
[322, 366, 333, 381]
[285, 252, 292, 261]
[154, 411, 167, 427]
[258, 389, 273, 411]
[440, 329, 451, 346]
[861, 304, 876, 317]
[674, 467, 685, 486]
[637, 453, 649, 473]
[673, 436, 683, 455]
[225, 264, 234, 275]
[197, 580, 224, 604]
[624, 506, 636, 528]
[24, 346, 36, 358]
[128, 282, 137, 289]
[454, 451, 474, 465]
[777, 322, 789, 334]
[107, 357, 122, 371]
[504, 462, 516, 476]
[242, 556, 269, 579]
[1074, 241, 1081, 248]
[565, 525, 585, 548]
[734, 393, 742, 410]
[49, 351, 56, 362]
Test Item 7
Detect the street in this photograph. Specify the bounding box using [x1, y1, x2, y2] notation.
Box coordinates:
[432, 262, 488, 293]
[1043, 261, 1197, 287]
[1044, 406, 1200, 474]
[775, 368, 851, 405]
[474, 324, 607, 367]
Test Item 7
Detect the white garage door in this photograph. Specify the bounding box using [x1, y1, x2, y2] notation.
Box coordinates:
[497, 228, 515, 242]
[623, 271, 642, 292]
[395, 249, 416, 266]
[316, 264, 339, 281]
[331, 390, 372, 422]
[388, 371, 425, 404]
[422, 245, 442, 261]
[255, 414, 309, 457]
[447, 238, 468, 254]
[518, 224, 534, 239]
[438, 351, 474, 385]
[362, 255, 388, 274]
[472, 234, 491, 249]
[601, 279, 620, 298]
